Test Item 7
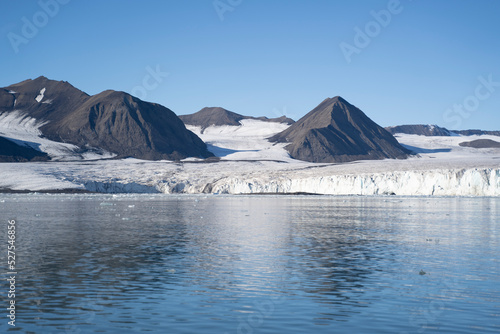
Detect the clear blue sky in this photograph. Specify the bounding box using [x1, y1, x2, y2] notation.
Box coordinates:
[1, 0, 499, 130]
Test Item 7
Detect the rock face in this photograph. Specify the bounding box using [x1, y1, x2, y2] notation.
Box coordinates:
[459, 139, 500, 148]
[270, 96, 411, 163]
[0, 136, 50, 162]
[386, 124, 451, 136]
[179, 107, 294, 130]
[0, 76, 213, 160]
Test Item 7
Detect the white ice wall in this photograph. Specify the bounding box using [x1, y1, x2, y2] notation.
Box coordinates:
[163, 168, 500, 196]
[1, 162, 499, 196]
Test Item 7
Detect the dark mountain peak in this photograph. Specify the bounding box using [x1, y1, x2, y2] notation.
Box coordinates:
[42, 89, 213, 160]
[179, 107, 295, 129]
[90, 90, 133, 104]
[386, 124, 500, 137]
[317, 96, 349, 109]
[325, 95, 346, 103]
[6, 76, 88, 101]
[459, 139, 500, 148]
[197, 107, 246, 121]
[33, 75, 49, 82]
[325, 96, 365, 117]
[9, 76, 82, 92]
[2, 76, 90, 122]
[267, 115, 295, 125]
[179, 107, 245, 129]
[5, 76, 50, 87]
[270, 97, 411, 163]
[280, 96, 375, 139]
[386, 124, 451, 137]
[200, 106, 233, 114]
[452, 129, 500, 136]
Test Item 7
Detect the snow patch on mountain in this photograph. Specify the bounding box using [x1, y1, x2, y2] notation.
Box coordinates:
[0, 110, 116, 160]
[0, 110, 48, 138]
[35, 87, 46, 102]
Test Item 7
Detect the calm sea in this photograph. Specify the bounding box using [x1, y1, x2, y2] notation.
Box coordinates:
[0, 194, 499, 333]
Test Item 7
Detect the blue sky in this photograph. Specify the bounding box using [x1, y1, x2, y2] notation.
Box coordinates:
[1, 0, 499, 130]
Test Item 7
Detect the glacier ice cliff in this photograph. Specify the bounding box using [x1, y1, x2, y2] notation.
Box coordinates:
[156, 168, 500, 196]
[1, 160, 499, 196]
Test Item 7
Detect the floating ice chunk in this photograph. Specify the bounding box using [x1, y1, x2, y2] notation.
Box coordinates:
[35, 87, 46, 102]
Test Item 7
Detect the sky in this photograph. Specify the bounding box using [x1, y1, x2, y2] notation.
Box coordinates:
[1, 0, 499, 130]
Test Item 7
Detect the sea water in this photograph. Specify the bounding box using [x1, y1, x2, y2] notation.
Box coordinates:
[0, 194, 499, 333]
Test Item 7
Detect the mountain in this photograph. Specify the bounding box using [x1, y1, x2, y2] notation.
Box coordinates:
[0, 136, 50, 162]
[269, 96, 411, 163]
[459, 139, 500, 148]
[452, 129, 500, 136]
[386, 125, 500, 137]
[179, 107, 294, 130]
[385, 124, 452, 136]
[0, 76, 213, 160]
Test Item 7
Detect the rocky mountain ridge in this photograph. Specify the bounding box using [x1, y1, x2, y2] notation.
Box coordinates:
[270, 96, 411, 163]
[0, 76, 213, 160]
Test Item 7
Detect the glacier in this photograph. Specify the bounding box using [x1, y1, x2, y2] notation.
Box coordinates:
[0, 119, 499, 196]
[1, 160, 498, 196]
[199, 168, 500, 196]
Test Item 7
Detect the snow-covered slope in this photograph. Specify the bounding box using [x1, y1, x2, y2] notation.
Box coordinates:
[186, 119, 293, 161]
[0, 110, 116, 160]
[1, 122, 499, 196]
[395, 133, 500, 158]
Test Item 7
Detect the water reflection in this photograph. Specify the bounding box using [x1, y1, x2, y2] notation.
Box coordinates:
[0, 195, 498, 333]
